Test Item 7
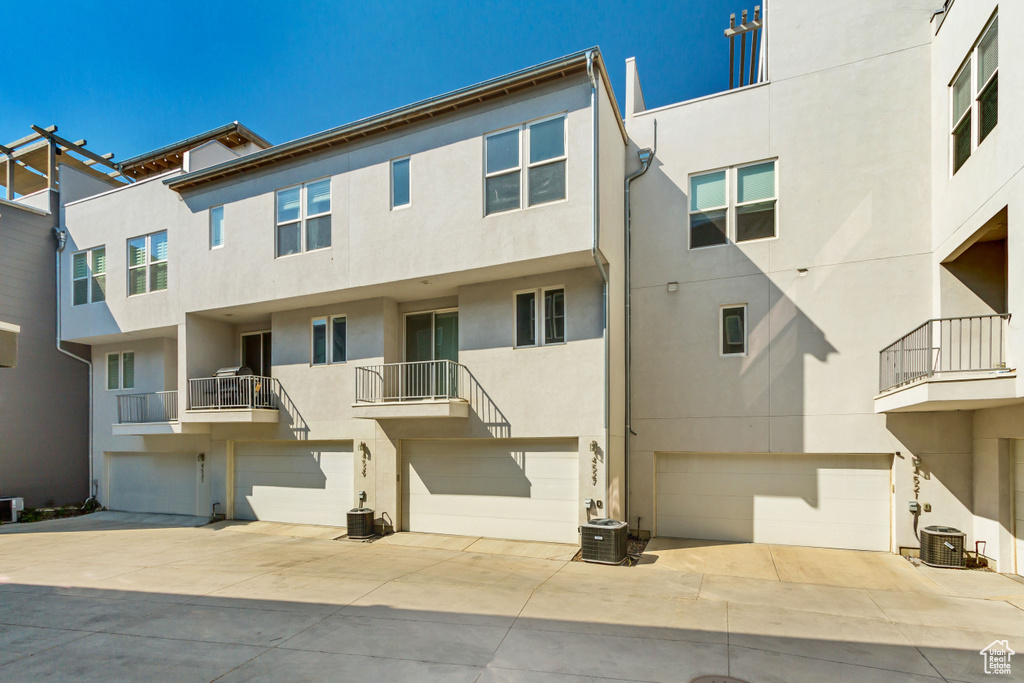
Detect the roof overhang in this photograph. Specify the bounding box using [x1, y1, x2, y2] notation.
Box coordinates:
[121, 121, 271, 181]
[166, 48, 626, 193]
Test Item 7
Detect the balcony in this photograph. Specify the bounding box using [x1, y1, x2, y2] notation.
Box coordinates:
[353, 360, 470, 419]
[113, 390, 207, 434]
[875, 314, 1016, 413]
[182, 375, 280, 424]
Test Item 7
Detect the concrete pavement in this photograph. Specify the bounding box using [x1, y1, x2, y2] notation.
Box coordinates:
[1, 514, 1022, 682]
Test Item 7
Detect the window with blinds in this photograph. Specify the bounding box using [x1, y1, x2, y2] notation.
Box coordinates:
[106, 351, 134, 390]
[210, 206, 225, 249]
[127, 232, 166, 296]
[689, 160, 777, 249]
[72, 246, 106, 306]
[276, 179, 331, 256]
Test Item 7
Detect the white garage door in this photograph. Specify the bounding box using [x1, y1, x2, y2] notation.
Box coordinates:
[108, 453, 198, 516]
[403, 439, 579, 544]
[656, 453, 892, 551]
[234, 442, 354, 527]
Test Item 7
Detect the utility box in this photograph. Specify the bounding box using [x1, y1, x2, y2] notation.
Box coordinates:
[0, 497, 25, 523]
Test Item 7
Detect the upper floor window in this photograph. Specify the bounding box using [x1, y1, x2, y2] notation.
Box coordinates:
[210, 206, 224, 249]
[127, 231, 167, 296]
[952, 14, 998, 174]
[515, 287, 565, 347]
[690, 160, 777, 249]
[721, 305, 747, 357]
[276, 179, 331, 257]
[106, 351, 135, 390]
[391, 157, 410, 209]
[311, 316, 346, 365]
[72, 246, 105, 306]
[485, 115, 566, 215]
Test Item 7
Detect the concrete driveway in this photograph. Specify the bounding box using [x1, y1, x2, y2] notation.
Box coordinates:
[1, 514, 1023, 683]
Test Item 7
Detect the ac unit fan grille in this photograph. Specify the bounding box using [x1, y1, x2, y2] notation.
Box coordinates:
[920, 525, 965, 568]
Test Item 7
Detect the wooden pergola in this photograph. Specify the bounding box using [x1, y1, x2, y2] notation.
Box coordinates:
[0, 125, 126, 200]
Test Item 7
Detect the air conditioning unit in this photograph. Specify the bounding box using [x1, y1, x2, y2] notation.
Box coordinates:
[920, 525, 966, 568]
[347, 508, 375, 539]
[0, 497, 24, 523]
[581, 518, 628, 565]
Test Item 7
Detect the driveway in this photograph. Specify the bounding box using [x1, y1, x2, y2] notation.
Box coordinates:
[1, 513, 1022, 683]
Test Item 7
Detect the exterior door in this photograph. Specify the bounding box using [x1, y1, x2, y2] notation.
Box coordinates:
[404, 311, 458, 398]
[242, 332, 272, 376]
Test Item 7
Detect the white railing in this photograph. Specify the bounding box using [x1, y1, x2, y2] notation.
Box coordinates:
[117, 391, 179, 423]
[879, 314, 1011, 393]
[355, 360, 467, 403]
[187, 376, 279, 410]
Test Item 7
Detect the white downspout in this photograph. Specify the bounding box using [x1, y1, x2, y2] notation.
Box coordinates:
[586, 50, 611, 510]
[54, 227, 95, 504]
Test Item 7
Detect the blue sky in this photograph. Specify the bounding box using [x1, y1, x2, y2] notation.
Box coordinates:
[2, 0, 739, 160]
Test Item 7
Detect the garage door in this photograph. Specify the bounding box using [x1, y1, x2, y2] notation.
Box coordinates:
[234, 442, 354, 527]
[107, 453, 198, 516]
[656, 453, 892, 551]
[403, 439, 578, 544]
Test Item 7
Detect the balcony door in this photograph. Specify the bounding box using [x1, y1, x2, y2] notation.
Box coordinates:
[241, 331, 272, 377]
[404, 311, 458, 399]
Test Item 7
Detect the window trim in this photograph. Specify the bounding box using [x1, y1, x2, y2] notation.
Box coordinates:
[688, 160, 779, 250]
[126, 231, 167, 297]
[949, 11, 998, 176]
[275, 177, 332, 258]
[106, 350, 135, 391]
[210, 205, 225, 249]
[719, 304, 748, 358]
[390, 156, 411, 210]
[72, 245, 106, 306]
[483, 113, 568, 217]
[513, 286, 567, 348]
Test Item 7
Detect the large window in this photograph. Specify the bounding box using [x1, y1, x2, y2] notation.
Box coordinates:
[276, 179, 331, 257]
[485, 115, 566, 215]
[951, 14, 998, 174]
[690, 161, 777, 249]
[106, 351, 135, 390]
[721, 305, 747, 357]
[127, 231, 167, 296]
[391, 157, 410, 209]
[514, 287, 565, 347]
[311, 316, 346, 365]
[210, 206, 224, 249]
[72, 246, 105, 306]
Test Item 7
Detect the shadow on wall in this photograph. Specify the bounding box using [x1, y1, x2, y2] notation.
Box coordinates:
[463, 367, 511, 438]
[408, 446, 533, 498]
[276, 384, 310, 440]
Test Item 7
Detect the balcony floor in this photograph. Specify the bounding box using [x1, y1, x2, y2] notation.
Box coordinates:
[181, 408, 280, 424]
[874, 370, 1019, 413]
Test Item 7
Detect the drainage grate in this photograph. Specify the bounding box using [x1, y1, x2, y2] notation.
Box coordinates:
[690, 677, 749, 683]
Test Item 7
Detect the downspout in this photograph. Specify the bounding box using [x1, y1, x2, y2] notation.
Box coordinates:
[624, 121, 656, 533]
[586, 50, 611, 509]
[54, 227, 95, 505]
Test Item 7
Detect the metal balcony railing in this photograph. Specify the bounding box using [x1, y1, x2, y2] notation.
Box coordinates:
[355, 360, 468, 403]
[879, 314, 1011, 393]
[117, 391, 178, 423]
[187, 376, 279, 410]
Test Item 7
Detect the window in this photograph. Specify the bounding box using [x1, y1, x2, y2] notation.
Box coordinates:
[721, 305, 747, 356]
[514, 287, 565, 347]
[210, 206, 224, 249]
[127, 231, 167, 296]
[689, 161, 777, 248]
[276, 179, 331, 257]
[951, 14, 998, 174]
[72, 246, 105, 306]
[485, 115, 566, 215]
[391, 157, 410, 209]
[311, 316, 346, 365]
[106, 351, 134, 390]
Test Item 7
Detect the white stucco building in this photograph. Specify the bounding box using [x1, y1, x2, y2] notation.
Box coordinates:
[54, 0, 1024, 573]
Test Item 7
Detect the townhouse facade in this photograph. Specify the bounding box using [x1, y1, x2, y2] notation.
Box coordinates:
[44, 0, 1024, 574]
